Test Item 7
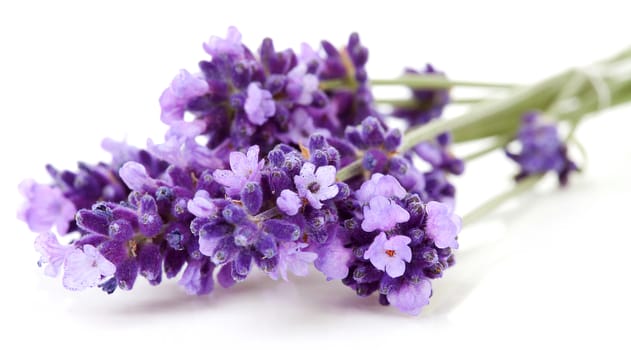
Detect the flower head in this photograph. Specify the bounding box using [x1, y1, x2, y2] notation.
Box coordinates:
[364, 232, 412, 278]
[506, 112, 578, 185]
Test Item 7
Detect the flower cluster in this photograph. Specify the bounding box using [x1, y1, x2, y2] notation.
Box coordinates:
[18, 28, 467, 316]
[506, 112, 578, 185]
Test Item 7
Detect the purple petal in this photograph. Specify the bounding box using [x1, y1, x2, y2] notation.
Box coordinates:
[361, 196, 410, 232]
[244, 83, 275, 125]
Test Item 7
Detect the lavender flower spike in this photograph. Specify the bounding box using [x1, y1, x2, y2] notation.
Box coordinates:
[294, 162, 339, 209]
[62, 245, 116, 291]
[364, 232, 412, 278]
[18, 179, 76, 234]
[425, 201, 461, 249]
[213, 145, 264, 197]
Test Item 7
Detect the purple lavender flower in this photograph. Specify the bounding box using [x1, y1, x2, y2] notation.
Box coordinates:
[313, 235, 353, 280]
[293, 162, 339, 209]
[361, 196, 410, 232]
[277, 189, 302, 215]
[18, 179, 76, 234]
[203, 26, 245, 59]
[270, 242, 318, 281]
[244, 83, 276, 125]
[364, 232, 412, 278]
[425, 201, 461, 249]
[179, 258, 215, 295]
[34, 232, 74, 277]
[62, 245, 116, 291]
[287, 64, 319, 105]
[187, 190, 218, 218]
[506, 112, 578, 185]
[387, 279, 432, 315]
[119, 162, 159, 192]
[159, 70, 209, 125]
[213, 145, 264, 197]
[355, 173, 407, 203]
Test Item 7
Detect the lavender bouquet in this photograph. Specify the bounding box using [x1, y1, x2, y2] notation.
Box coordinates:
[18, 27, 631, 315]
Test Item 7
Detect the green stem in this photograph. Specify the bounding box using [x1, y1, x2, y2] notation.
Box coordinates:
[370, 76, 517, 89]
[461, 136, 511, 162]
[375, 97, 484, 108]
[462, 175, 544, 226]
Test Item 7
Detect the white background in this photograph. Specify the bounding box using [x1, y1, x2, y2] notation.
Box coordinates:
[1, 1, 630, 348]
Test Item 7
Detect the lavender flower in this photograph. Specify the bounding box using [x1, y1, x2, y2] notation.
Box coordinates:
[18, 180, 76, 234]
[425, 201, 460, 249]
[270, 242, 318, 281]
[277, 189, 302, 216]
[203, 26, 244, 58]
[34, 232, 73, 277]
[387, 279, 432, 316]
[213, 145, 264, 196]
[361, 196, 410, 232]
[159, 70, 209, 125]
[244, 83, 276, 125]
[506, 112, 578, 185]
[293, 162, 339, 209]
[364, 232, 412, 278]
[63, 245, 116, 291]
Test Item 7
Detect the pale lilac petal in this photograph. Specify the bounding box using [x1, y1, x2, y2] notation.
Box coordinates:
[229, 150, 249, 177]
[385, 258, 406, 278]
[426, 201, 461, 249]
[276, 190, 302, 216]
[317, 184, 339, 202]
[315, 165, 336, 187]
[203, 26, 244, 58]
[272, 242, 318, 281]
[119, 161, 156, 192]
[187, 190, 218, 218]
[18, 179, 77, 235]
[355, 173, 407, 203]
[387, 280, 432, 315]
[62, 245, 115, 291]
[212, 169, 244, 196]
[305, 192, 322, 210]
[384, 235, 413, 262]
[198, 235, 221, 257]
[314, 237, 352, 280]
[159, 70, 208, 125]
[361, 196, 410, 232]
[244, 83, 275, 125]
[34, 232, 73, 277]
